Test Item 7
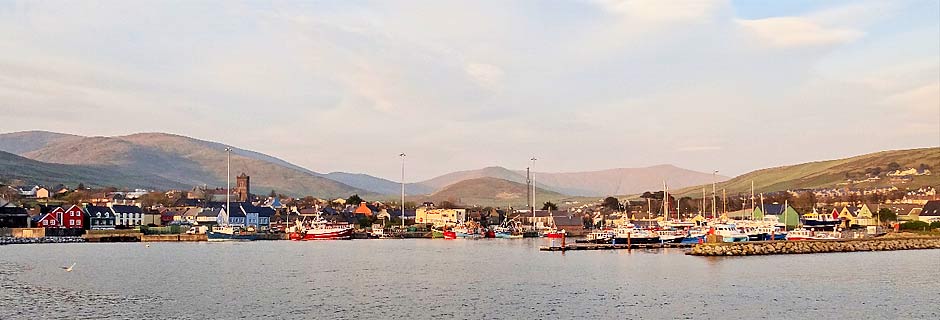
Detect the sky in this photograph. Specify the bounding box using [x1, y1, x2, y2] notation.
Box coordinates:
[1, 0, 938, 182]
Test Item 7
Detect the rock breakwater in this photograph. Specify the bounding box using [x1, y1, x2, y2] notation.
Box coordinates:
[689, 237, 940, 256]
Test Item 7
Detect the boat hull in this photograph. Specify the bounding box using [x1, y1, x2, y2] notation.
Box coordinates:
[207, 232, 258, 242]
[291, 228, 353, 240]
[612, 236, 661, 245]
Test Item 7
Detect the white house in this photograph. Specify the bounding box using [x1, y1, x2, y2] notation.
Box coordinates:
[110, 204, 143, 227]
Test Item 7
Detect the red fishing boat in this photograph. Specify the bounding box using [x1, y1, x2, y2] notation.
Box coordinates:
[443, 230, 457, 239]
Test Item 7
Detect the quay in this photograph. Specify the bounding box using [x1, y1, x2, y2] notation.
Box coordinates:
[540, 242, 693, 251]
[1, 236, 85, 245]
[688, 236, 940, 256]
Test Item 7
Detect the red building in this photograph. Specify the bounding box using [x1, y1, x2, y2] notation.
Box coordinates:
[35, 205, 84, 229]
[61, 205, 85, 229]
[36, 211, 59, 227]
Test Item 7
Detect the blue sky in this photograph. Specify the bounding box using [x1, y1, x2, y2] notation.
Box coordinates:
[1, 0, 937, 181]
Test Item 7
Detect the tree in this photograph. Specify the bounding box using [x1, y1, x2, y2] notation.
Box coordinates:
[542, 201, 558, 211]
[920, 163, 932, 171]
[877, 208, 897, 223]
[887, 162, 901, 171]
[77, 183, 85, 190]
[346, 194, 363, 206]
[602, 197, 620, 211]
[269, 190, 277, 198]
[440, 200, 457, 209]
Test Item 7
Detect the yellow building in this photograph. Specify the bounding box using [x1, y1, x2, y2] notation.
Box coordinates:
[854, 204, 877, 226]
[415, 207, 466, 226]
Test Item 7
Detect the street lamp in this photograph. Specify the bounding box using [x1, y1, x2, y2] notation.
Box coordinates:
[400, 153, 406, 230]
[225, 147, 232, 227]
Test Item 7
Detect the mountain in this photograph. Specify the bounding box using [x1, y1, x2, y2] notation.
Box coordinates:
[412, 177, 567, 207]
[0, 130, 82, 154]
[673, 148, 940, 197]
[0, 131, 369, 198]
[0, 150, 184, 189]
[320, 172, 435, 195]
[415, 165, 725, 196]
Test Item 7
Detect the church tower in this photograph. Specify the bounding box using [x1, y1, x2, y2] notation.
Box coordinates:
[236, 173, 250, 202]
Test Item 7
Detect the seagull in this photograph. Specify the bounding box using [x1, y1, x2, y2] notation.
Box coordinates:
[61, 263, 76, 272]
[145, 244, 151, 248]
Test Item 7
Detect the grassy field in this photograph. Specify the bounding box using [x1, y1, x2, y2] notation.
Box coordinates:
[672, 147, 940, 197]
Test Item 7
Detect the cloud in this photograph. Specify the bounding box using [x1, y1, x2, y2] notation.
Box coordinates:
[591, 0, 725, 22]
[737, 17, 863, 48]
[464, 63, 504, 90]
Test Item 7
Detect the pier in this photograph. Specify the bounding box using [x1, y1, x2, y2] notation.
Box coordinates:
[687, 236, 940, 256]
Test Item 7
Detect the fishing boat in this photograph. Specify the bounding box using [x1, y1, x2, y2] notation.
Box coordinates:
[785, 228, 814, 241]
[542, 228, 566, 239]
[712, 224, 749, 242]
[786, 228, 840, 241]
[612, 224, 661, 245]
[801, 208, 841, 230]
[577, 229, 615, 244]
[207, 226, 258, 241]
[288, 217, 353, 240]
[654, 228, 684, 244]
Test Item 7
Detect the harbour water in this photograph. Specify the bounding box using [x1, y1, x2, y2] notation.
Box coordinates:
[1, 239, 938, 319]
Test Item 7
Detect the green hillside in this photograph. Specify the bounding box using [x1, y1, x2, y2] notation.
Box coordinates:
[673, 148, 940, 197]
[410, 177, 570, 208]
[0, 150, 184, 189]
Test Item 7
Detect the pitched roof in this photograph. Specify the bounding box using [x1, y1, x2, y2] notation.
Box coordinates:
[111, 205, 142, 213]
[353, 203, 373, 215]
[552, 215, 583, 227]
[85, 205, 111, 215]
[921, 201, 940, 217]
[197, 207, 222, 217]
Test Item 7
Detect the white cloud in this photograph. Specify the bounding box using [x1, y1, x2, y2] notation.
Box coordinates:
[464, 63, 504, 90]
[591, 0, 725, 22]
[737, 17, 863, 48]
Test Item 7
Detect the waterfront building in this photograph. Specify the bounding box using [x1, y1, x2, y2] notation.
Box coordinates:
[917, 201, 940, 222]
[111, 205, 143, 227]
[0, 200, 29, 228]
[854, 204, 878, 226]
[86, 205, 116, 230]
[60, 205, 85, 229]
[415, 207, 466, 226]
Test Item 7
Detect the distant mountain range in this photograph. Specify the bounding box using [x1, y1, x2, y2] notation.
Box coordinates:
[0, 131, 370, 198]
[2, 131, 933, 203]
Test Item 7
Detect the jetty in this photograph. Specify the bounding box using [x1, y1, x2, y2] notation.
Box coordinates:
[687, 236, 940, 256]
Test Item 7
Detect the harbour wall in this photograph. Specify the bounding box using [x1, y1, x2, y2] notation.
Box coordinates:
[689, 236, 940, 256]
[141, 234, 208, 242]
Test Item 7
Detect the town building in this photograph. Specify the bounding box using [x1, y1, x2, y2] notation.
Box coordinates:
[235, 173, 250, 202]
[416, 207, 466, 226]
[917, 200, 940, 222]
[86, 205, 116, 230]
[0, 200, 29, 228]
[111, 204, 143, 227]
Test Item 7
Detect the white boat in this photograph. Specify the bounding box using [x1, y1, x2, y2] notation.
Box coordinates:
[712, 224, 748, 242]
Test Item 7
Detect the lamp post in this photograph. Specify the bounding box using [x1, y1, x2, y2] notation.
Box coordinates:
[400, 153, 406, 230]
[225, 147, 232, 226]
[530, 157, 537, 230]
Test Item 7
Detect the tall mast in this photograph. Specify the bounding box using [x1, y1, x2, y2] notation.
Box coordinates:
[663, 180, 668, 221]
[750, 181, 755, 220]
[702, 188, 706, 218]
[722, 189, 726, 217]
[712, 170, 718, 220]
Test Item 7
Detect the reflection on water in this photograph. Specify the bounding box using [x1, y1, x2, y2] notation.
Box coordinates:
[1, 239, 938, 319]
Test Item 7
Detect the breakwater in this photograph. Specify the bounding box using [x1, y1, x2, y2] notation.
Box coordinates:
[689, 236, 940, 256]
[0, 236, 85, 245]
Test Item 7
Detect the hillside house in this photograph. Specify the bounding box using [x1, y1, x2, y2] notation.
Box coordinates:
[35, 187, 51, 199]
